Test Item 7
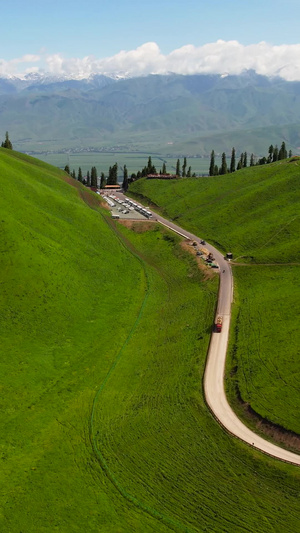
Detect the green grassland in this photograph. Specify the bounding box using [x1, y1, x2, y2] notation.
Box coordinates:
[129, 159, 300, 264]
[0, 148, 163, 532]
[226, 265, 300, 437]
[129, 161, 300, 437]
[1, 149, 300, 532]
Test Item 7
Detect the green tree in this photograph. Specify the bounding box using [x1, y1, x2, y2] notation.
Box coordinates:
[176, 159, 181, 177]
[64, 164, 70, 174]
[267, 144, 274, 163]
[100, 172, 106, 189]
[86, 170, 91, 187]
[182, 157, 187, 177]
[273, 145, 279, 162]
[71, 169, 76, 179]
[209, 150, 215, 176]
[91, 166, 98, 187]
[122, 165, 128, 191]
[237, 153, 244, 170]
[1, 131, 13, 149]
[243, 152, 247, 167]
[230, 147, 236, 173]
[219, 152, 228, 175]
[146, 156, 156, 174]
[186, 166, 192, 177]
[162, 162, 167, 174]
[258, 156, 267, 165]
[250, 153, 255, 166]
[78, 167, 83, 183]
[107, 163, 118, 185]
[278, 141, 287, 160]
[289, 149, 292, 158]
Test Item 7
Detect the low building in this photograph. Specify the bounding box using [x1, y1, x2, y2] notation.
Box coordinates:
[104, 184, 122, 191]
[147, 174, 178, 179]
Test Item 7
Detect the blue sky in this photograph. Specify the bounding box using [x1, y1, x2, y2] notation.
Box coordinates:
[2, 0, 300, 58]
[1, 0, 300, 79]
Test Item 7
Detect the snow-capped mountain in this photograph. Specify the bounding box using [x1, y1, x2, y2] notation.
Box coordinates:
[0, 71, 131, 94]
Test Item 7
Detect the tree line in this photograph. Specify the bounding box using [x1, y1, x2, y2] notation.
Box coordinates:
[126, 156, 195, 181]
[64, 163, 119, 188]
[65, 156, 195, 192]
[209, 142, 291, 176]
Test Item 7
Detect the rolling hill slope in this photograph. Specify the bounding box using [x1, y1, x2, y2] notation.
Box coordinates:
[0, 148, 162, 532]
[129, 159, 300, 263]
[1, 149, 300, 532]
[129, 160, 300, 440]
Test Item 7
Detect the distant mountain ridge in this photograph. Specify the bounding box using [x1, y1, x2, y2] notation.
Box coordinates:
[1, 70, 300, 155]
[0, 72, 118, 94]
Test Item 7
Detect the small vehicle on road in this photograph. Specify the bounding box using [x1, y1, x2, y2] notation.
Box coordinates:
[215, 316, 223, 332]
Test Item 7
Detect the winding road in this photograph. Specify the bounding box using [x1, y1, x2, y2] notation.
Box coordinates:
[115, 193, 300, 466]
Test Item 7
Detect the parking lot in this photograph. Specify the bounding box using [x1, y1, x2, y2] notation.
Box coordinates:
[101, 194, 154, 220]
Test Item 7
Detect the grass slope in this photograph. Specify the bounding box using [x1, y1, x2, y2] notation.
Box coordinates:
[226, 265, 300, 440]
[129, 160, 300, 264]
[129, 161, 300, 436]
[1, 150, 300, 532]
[91, 222, 300, 532]
[0, 148, 166, 532]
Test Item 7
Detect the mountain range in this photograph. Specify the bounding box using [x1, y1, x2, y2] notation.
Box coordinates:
[1, 70, 300, 156]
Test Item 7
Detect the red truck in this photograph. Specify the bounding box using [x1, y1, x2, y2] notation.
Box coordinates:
[215, 316, 223, 332]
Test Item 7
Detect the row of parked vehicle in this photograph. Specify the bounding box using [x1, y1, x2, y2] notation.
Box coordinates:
[123, 197, 153, 219]
[106, 194, 153, 219]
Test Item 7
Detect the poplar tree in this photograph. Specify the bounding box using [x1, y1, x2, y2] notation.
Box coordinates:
[146, 156, 156, 174]
[273, 145, 279, 162]
[278, 141, 287, 160]
[209, 150, 215, 176]
[91, 166, 98, 187]
[107, 163, 118, 185]
[237, 153, 244, 170]
[230, 147, 236, 173]
[182, 157, 187, 177]
[78, 167, 83, 183]
[1, 131, 13, 149]
[268, 145, 274, 163]
[100, 172, 106, 189]
[219, 152, 228, 175]
[122, 165, 128, 191]
[176, 159, 181, 176]
[86, 170, 91, 187]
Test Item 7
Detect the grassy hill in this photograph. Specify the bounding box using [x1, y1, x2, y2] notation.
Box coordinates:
[0, 149, 160, 531]
[129, 159, 300, 264]
[129, 160, 300, 440]
[1, 149, 300, 532]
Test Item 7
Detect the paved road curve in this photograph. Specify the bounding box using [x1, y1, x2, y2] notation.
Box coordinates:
[116, 193, 300, 466]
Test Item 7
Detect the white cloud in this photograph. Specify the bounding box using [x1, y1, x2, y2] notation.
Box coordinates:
[0, 54, 40, 76]
[2, 41, 300, 80]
